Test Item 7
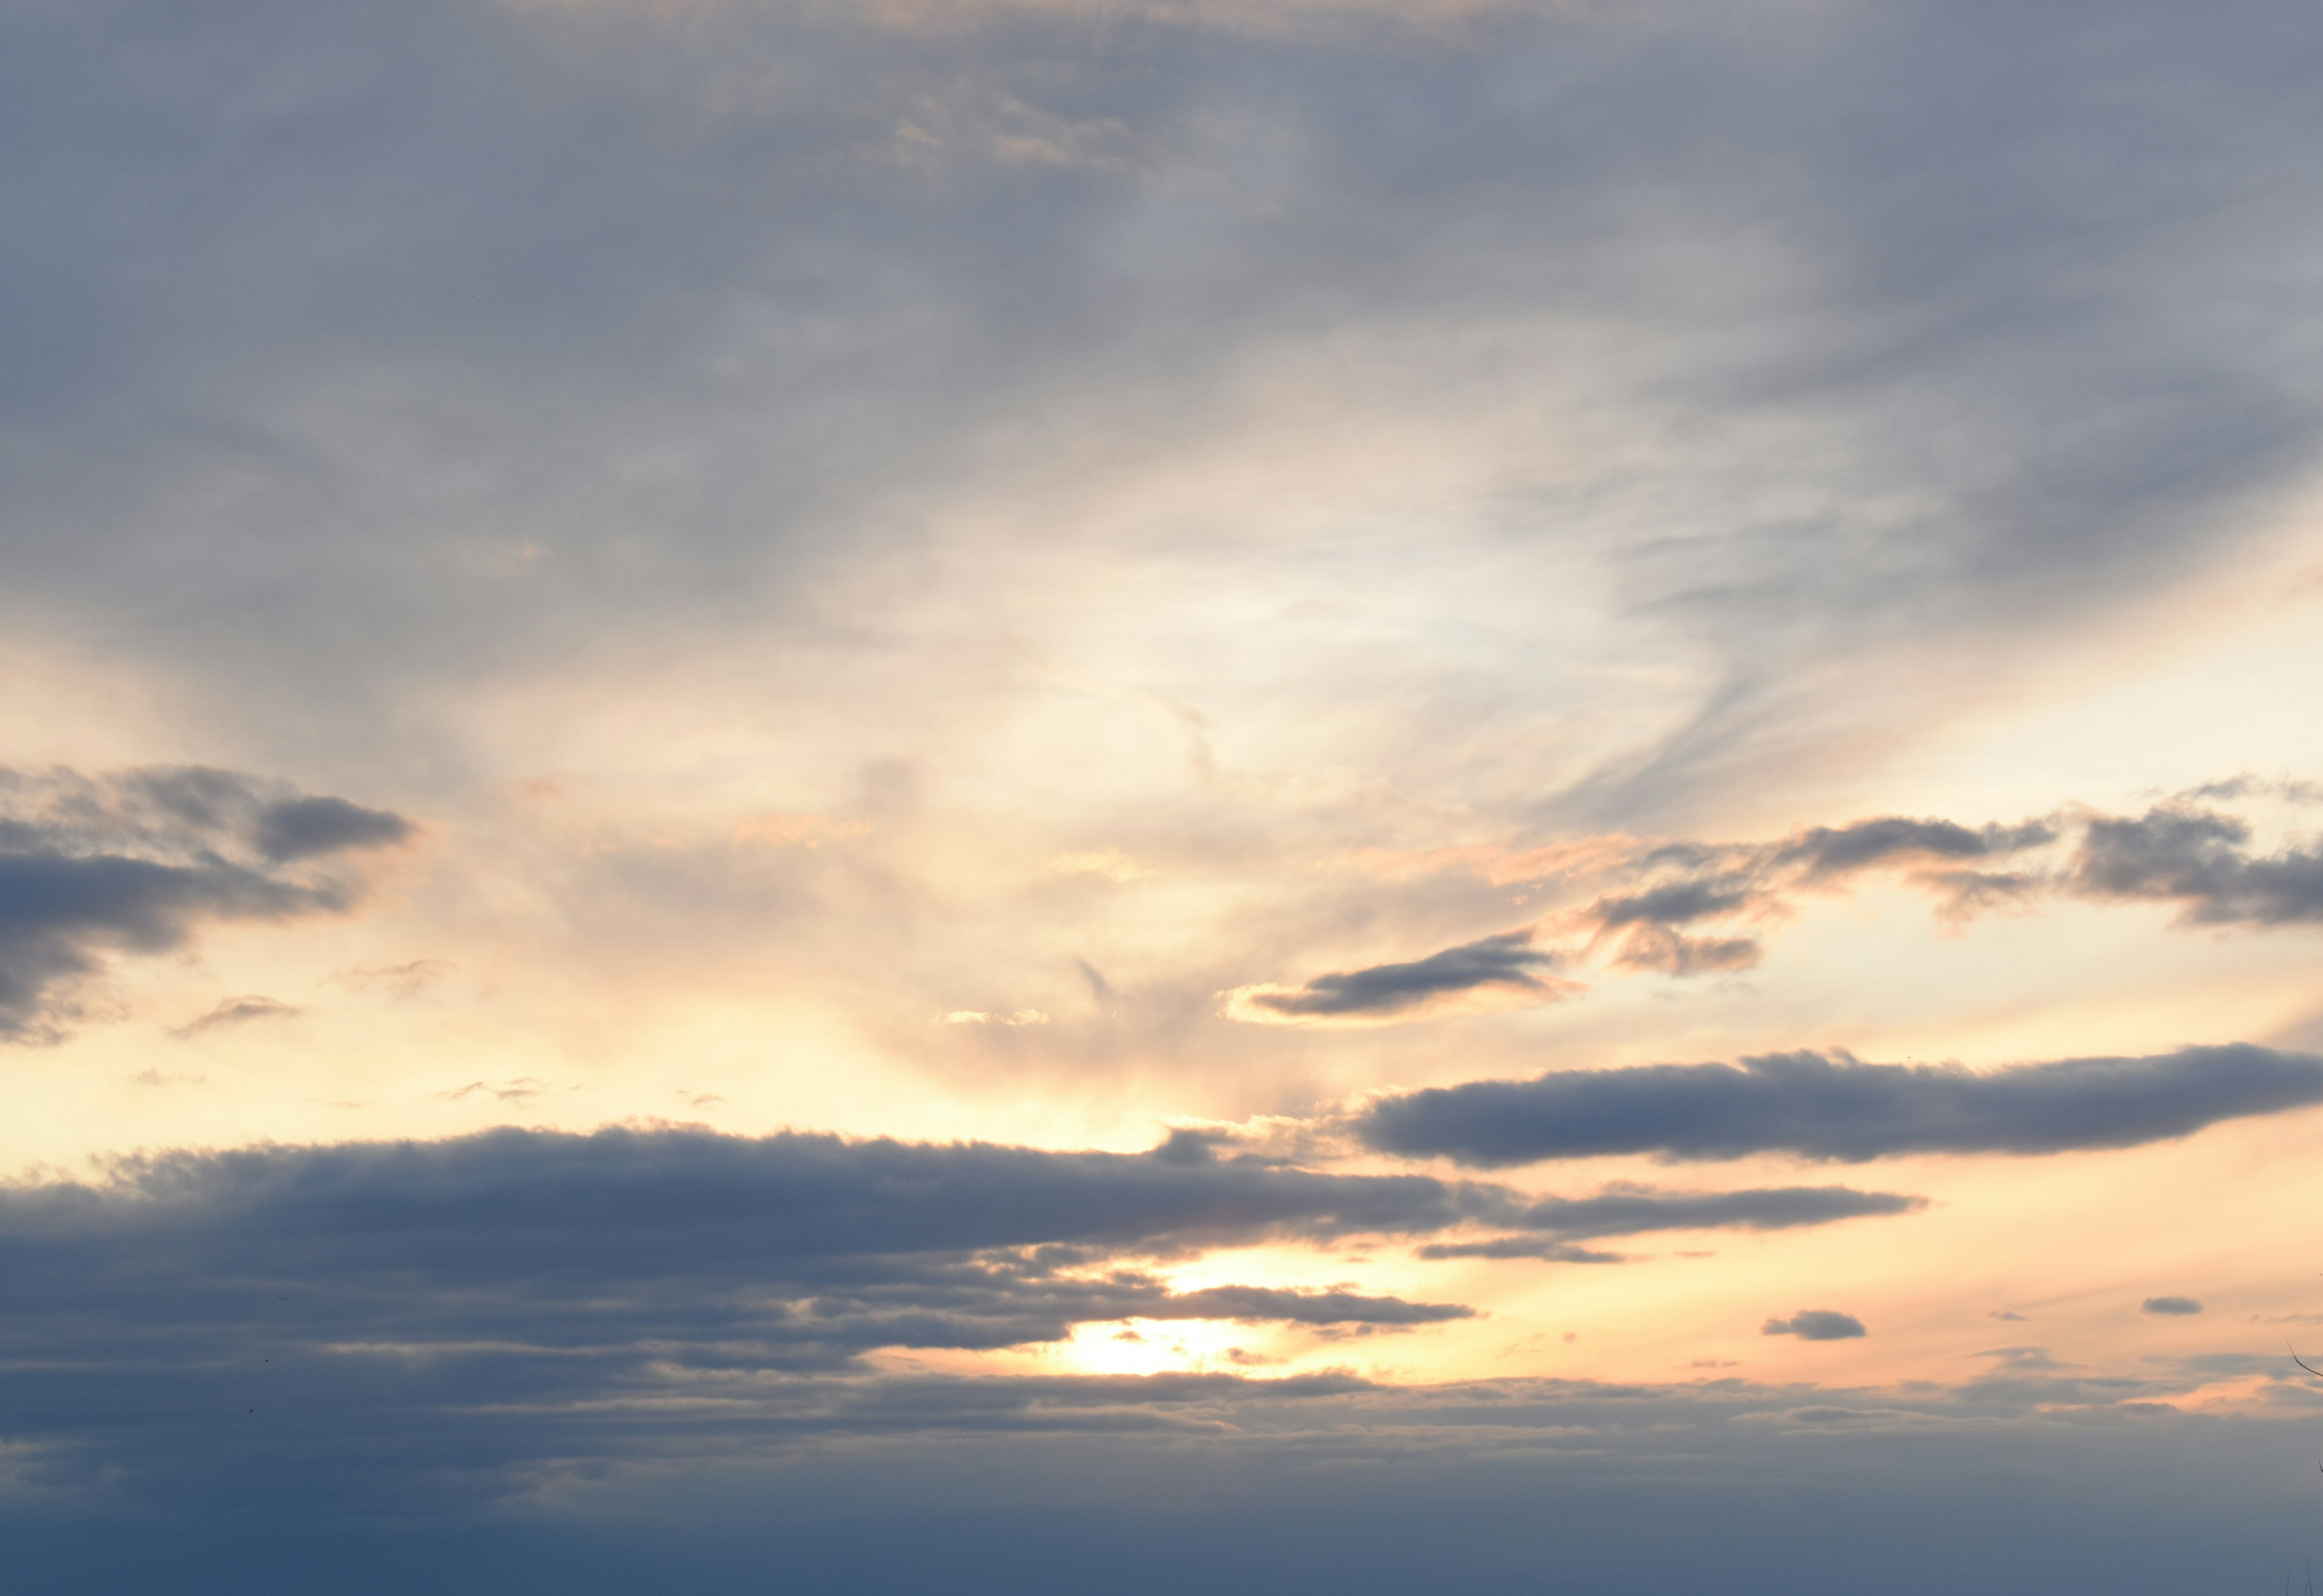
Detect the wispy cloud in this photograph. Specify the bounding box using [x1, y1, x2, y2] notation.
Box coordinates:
[1224, 931, 1582, 1025]
[171, 995, 301, 1039]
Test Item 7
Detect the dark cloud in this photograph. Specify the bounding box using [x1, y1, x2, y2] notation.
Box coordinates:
[1238, 931, 1572, 1020]
[1554, 811, 2059, 978]
[1358, 1043, 2323, 1166]
[2072, 806, 2323, 925]
[1776, 819, 2057, 880]
[0, 1120, 1957, 1514]
[1503, 791, 2323, 989]
[1415, 1185, 1924, 1261]
[1586, 880, 1760, 929]
[253, 795, 413, 862]
[2141, 1296, 2203, 1315]
[1762, 1310, 1867, 1341]
[0, 766, 413, 1041]
[0, 1124, 1480, 1382]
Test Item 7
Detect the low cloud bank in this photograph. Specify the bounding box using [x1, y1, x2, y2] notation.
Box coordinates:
[1359, 1044, 2323, 1165]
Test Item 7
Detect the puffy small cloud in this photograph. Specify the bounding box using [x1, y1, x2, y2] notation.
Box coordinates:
[1762, 1310, 1867, 1341]
[2142, 1296, 2203, 1316]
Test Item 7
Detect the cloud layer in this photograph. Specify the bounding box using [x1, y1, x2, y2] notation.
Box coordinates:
[1358, 1044, 2323, 1166]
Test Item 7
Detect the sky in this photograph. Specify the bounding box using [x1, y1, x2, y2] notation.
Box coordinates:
[7, 0, 2323, 1589]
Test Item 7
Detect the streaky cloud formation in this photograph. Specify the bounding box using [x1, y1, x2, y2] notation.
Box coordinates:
[2141, 1295, 2203, 1315]
[1357, 1044, 2323, 1166]
[1762, 1310, 1867, 1341]
[171, 994, 302, 1039]
[1282, 794, 2292, 1017]
[1226, 930, 1580, 1024]
[1, 1125, 1482, 1378]
[0, 1122, 1948, 1506]
[1414, 1185, 1926, 1262]
[1472, 796, 2323, 987]
[0, 766, 414, 1041]
[1773, 819, 2060, 881]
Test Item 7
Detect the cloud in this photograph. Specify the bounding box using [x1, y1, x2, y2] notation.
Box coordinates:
[0, 1125, 1483, 1378]
[1533, 794, 2323, 980]
[1356, 1043, 2323, 1166]
[1762, 1310, 1867, 1341]
[1414, 1184, 1925, 1261]
[1774, 819, 2059, 881]
[2141, 1296, 2203, 1316]
[1226, 931, 1583, 1025]
[2072, 806, 2323, 926]
[1458, 792, 2323, 989]
[0, 1119, 1958, 1511]
[251, 796, 414, 863]
[0, 767, 414, 1042]
[171, 995, 301, 1039]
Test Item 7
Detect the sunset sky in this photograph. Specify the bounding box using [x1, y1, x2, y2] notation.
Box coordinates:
[9, 0, 2323, 1589]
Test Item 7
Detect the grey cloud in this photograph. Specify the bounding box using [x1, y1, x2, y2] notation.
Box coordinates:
[1603, 925, 1762, 976]
[253, 795, 414, 862]
[1762, 1310, 1867, 1341]
[2142, 1296, 2203, 1315]
[1416, 1185, 1924, 1261]
[0, 767, 412, 1041]
[1775, 818, 2057, 880]
[1241, 930, 1567, 1019]
[0, 1125, 1482, 1378]
[2, 0, 2316, 825]
[1526, 793, 2323, 986]
[1587, 879, 1760, 929]
[0, 1120, 1954, 1513]
[2073, 806, 2323, 925]
[1557, 810, 2059, 979]
[1358, 1043, 2323, 1166]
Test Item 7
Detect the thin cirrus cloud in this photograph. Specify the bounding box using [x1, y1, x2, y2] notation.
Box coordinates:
[0, 767, 416, 1042]
[1356, 1044, 2323, 1166]
[170, 995, 302, 1040]
[1414, 1185, 1926, 1263]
